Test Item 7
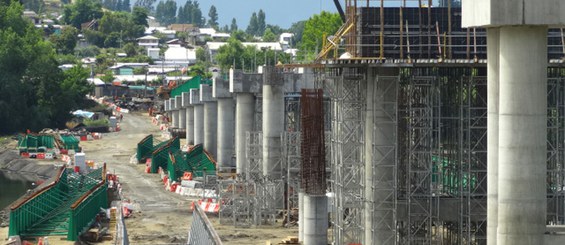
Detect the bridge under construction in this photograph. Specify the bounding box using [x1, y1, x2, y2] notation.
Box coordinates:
[162, 1, 565, 244]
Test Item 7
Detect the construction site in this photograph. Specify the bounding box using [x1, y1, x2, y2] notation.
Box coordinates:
[156, 1, 565, 244]
[6, 1, 565, 245]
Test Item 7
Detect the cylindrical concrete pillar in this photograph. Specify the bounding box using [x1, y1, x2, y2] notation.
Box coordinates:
[172, 110, 179, 128]
[262, 83, 284, 178]
[193, 104, 204, 145]
[179, 108, 186, 129]
[217, 98, 235, 172]
[186, 106, 194, 145]
[365, 74, 396, 244]
[235, 93, 255, 175]
[497, 26, 547, 245]
[298, 191, 305, 242]
[303, 195, 328, 245]
[487, 28, 500, 245]
[204, 101, 218, 157]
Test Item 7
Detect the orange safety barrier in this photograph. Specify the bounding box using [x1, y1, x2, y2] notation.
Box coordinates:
[170, 183, 178, 192]
[190, 199, 220, 213]
[181, 172, 193, 180]
[36, 153, 45, 159]
[20, 152, 30, 158]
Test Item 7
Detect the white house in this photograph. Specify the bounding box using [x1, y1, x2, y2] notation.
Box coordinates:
[163, 46, 196, 66]
[137, 35, 159, 51]
[279, 32, 294, 50]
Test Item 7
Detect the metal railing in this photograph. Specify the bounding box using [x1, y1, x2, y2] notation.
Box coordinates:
[187, 203, 222, 245]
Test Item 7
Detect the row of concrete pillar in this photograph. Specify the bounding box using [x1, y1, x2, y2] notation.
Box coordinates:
[163, 68, 286, 177]
[164, 68, 328, 245]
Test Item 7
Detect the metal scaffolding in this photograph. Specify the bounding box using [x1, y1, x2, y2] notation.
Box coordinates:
[326, 67, 367, 244]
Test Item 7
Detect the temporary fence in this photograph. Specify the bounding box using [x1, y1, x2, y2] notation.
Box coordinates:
[187, 202, 222, 245]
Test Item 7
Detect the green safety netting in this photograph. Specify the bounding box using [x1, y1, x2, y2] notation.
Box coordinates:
[170, 76, 210, 98]
[432, 155, 478, 197]
[9, 166, 107, 241]
[150, 136, 180, 173]
[137, 134, 154, 163]
[167, 144, 217, 182]
[18, 135, 57, 153]
[60, 135, 80, 151]
[185, 144, 216, 178]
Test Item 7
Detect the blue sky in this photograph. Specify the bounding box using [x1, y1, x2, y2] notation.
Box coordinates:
[170, 0, 444, 29]
[172, 0, 336, 29]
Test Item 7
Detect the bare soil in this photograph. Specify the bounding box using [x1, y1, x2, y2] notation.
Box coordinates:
[0, 112, 297, 244]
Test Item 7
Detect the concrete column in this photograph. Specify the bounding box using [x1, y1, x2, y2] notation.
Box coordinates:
[186, 106, 194, 145]
[229, 68, 262, 176]
[194, 105, 204, 145]
[214, 77, 236, 172]
[217, 98, 235, 171]
[365, 75, 375, 245]
[190, 89, 204, 145]
[298, 191, 305, 242]
[262, 69, 284, 178]
[487, 28, 500, 245]
[178, 96, 186, 130]
[497, 26, 547, 245]
[365, 71, 395, 245]
[235, 93, 255, 175]
[201, 84, 217, 157]
[170, 98, 178, 128]
[303, 195, 328, 245]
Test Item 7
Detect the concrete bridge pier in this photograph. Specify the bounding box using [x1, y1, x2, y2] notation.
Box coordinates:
[201, 84, 218, 158]
[463, 1, 564, 244]
[190, 89, 204, 145]
[213, 76, 235, 172]
[229, 68, 262, 176]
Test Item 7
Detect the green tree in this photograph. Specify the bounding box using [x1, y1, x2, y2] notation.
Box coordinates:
[299, 11, 342, 61]
[207, 5, 218, 28]
[215, 37, 245, 70]
[22, 0, 44, 13]
[63, 0, 103, 29]
[50, 26, 79, 55]
[246, 12, 258, 36]
[133, 0, 155, 11]
[122, 42, 137, 57]
[121, 0, 130, 11]
[132, 6, 149, 26]
[190, 1, 204, 27]
[0, 1, 93, 133]
[257, 9, 266, 36]
[155, 0, 176, 26]
[262, 28, 276, 42]
[230, 18, 238, 33]
[288, 20, 306, 46]
[231, 30, 251, 42]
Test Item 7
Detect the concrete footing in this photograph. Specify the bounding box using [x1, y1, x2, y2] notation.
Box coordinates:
[303, 195, 328, 245]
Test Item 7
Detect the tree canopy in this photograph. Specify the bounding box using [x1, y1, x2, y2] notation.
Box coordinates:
[299, 11, 342, 61]
[63, 0, 104, 29]
[207, 5, 218, 29]
[0, 1, 93, 134]
[155, 0, 176, 26]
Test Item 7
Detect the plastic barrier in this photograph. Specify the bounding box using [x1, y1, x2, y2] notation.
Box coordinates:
[190, 199, 220, 214]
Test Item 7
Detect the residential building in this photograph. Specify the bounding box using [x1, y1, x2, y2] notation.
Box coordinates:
[137, 35, 159, 51]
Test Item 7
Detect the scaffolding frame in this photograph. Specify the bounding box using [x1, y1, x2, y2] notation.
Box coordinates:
[547, 72, 565, 225]
[366, 74, 399, 244]
[326, 67, 367, 244]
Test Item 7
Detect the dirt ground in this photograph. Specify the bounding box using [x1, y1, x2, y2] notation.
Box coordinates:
[0, 112, 297, 244]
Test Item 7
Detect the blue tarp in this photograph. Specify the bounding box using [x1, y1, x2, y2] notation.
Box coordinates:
[72, 110, 95, 119]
